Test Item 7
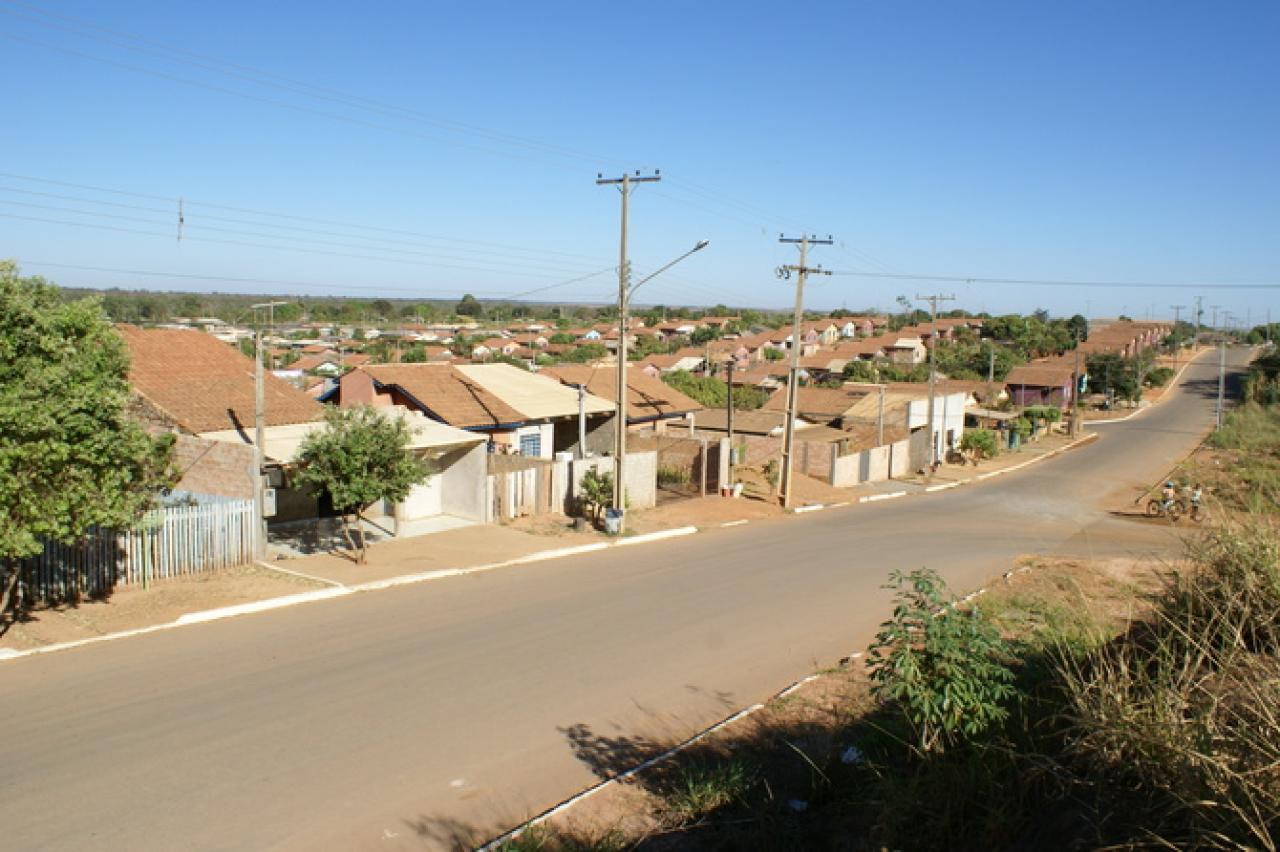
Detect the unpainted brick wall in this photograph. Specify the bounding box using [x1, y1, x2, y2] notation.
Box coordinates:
[173, 435, 256, 500]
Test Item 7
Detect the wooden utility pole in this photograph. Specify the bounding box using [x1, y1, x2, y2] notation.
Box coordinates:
[776, 234, 833, 508]
[725, 359, 735, 492]
[916, 293, 955, 472]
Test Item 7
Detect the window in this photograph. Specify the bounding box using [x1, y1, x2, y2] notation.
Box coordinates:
[519, 432, 541, 457]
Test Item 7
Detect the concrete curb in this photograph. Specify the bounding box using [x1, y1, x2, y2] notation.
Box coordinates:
[860, 490, 908, 503]
[616, 526, 698, 546]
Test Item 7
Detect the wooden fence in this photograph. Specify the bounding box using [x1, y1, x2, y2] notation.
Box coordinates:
[19, 499, 257, 605]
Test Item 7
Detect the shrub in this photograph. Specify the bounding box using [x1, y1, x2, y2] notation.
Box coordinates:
[577, 468, 613, 524]
[1023, 405, 1062, 422]
[656, 465, 690, 487]
[1144, 366, 1176, 387]
[866, 568, 1017, 754]
[959, 428, 998, 459]
[1058, 522, 1280, 848]
[1011, 416, 1032, 438]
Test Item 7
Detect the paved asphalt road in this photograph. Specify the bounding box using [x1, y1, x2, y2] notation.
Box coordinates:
[0, 349, 1250, 851]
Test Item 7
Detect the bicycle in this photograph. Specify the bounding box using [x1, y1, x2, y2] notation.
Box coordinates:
[1145, 496, 1184, 522]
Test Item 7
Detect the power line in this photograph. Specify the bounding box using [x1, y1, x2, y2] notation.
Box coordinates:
[828, 269, 1280, 290]
[0, 196, 603, 276]
[0, 172, 611, 265]
[0, 211, 604, 281]
[16, 259, 616, 301]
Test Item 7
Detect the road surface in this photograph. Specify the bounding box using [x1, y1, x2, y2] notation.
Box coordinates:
[0, 348, 1248, 850]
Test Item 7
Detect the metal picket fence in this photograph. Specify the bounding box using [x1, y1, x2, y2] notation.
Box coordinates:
[19, 499, 257, 605]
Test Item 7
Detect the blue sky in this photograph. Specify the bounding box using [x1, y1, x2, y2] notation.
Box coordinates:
[1, 0, 1277, 322]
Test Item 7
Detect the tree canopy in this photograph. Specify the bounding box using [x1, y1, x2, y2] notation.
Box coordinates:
[1, 261, 175, 620]
[294, 406, 431, 562]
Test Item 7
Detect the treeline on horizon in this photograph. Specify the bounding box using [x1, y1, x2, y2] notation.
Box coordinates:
[57, 282, 1004, 329]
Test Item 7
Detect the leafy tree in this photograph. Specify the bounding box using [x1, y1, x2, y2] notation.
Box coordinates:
[562, 343, 609, 363]
[294, 406, 431, 563]
[1086, 353, 1142, 401]
[763, 347, 785, 361]
[1, 262, 175, 623]
[549, 332, 576, 345]
[662, 370, 768, 410]
[455, 293, 484, 318]
[866, 568, 1015, 754]
[690, 325, 719, 345]
[371, 299, 394, 319]
[843, 360, 879, 383]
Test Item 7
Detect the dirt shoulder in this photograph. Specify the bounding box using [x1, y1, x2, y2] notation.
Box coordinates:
[1, 564, 325, 652]
[488, 553, 1163, 850]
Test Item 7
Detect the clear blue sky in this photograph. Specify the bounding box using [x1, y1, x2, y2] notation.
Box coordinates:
[2, 0, 1277, 322]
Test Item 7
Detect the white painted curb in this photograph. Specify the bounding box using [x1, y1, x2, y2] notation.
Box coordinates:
[721, 519, 749, 528]
[175, 587, 352, 624]
[860, 490, 907, 503]
[616, 526, 698, 546]
[792, 504, 825, 514]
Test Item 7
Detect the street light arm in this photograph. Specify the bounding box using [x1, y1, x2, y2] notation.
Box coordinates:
[630, 240, 709, 296]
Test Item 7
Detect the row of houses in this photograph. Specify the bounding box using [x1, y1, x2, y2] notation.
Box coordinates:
[118, 326, 704, 537]
[1004, 320, 1172, 407]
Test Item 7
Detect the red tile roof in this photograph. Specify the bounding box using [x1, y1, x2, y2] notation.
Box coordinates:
[119, 326, 324, 433]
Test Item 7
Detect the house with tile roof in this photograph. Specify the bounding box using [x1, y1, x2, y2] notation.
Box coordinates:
[1004, 356, 1082, 408]
[337, 363, 615, 458]
[541, 364, 703, 433]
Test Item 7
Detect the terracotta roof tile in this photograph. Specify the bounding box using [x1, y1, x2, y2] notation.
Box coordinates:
[119, 326, 324, 433]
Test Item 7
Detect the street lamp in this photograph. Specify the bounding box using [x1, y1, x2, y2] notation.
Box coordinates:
[613, 240, 709, 531]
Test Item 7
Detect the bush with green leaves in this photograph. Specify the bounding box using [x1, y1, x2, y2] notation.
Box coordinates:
[295, 406, 431, 563]
[1143, 366, 1176, 388]
[1011, 416, 1032, 438]
[1023, 405, 1061, 423]
[867, 568, 1016, 754]
[577, 468, 613, 525]
[959, 428, 998, 459]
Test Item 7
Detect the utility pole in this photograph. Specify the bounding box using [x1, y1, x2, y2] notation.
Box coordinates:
[1211, 305, 1222, 333]
[249, 300, 288, 560]
[1071, 331, 1084, 437]
[1194, 296, 1203, 345]
[1170, 304, 1185, 367]
[597, 170, 661, 533]
[725, 360, 735, 493]
[1216, 335, 1227, 430]
[987, 342, 995, 385]
[916, 293, 955, 472]
[776, 234, 833, 508]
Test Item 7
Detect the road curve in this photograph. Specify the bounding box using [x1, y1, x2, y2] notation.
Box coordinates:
[0, 348, 1249, 850]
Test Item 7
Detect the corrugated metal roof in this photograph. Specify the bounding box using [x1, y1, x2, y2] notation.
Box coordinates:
[455, 364, 613, 420]
[201, 406, 483, 464]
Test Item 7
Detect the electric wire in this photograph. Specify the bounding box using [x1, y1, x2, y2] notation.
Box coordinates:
[828, 269, 1280, 290]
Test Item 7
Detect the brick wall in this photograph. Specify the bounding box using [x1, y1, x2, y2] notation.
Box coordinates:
[172, 435, 256, 500]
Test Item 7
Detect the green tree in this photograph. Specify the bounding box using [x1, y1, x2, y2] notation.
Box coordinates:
[455, 293, 484, 318]
[866, 568, 1016, 754]
[0, 262, 175, 623]
[294, 406, 431, 563]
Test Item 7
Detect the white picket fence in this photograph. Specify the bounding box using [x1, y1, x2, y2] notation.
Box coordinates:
[20, 499, 257, 605]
